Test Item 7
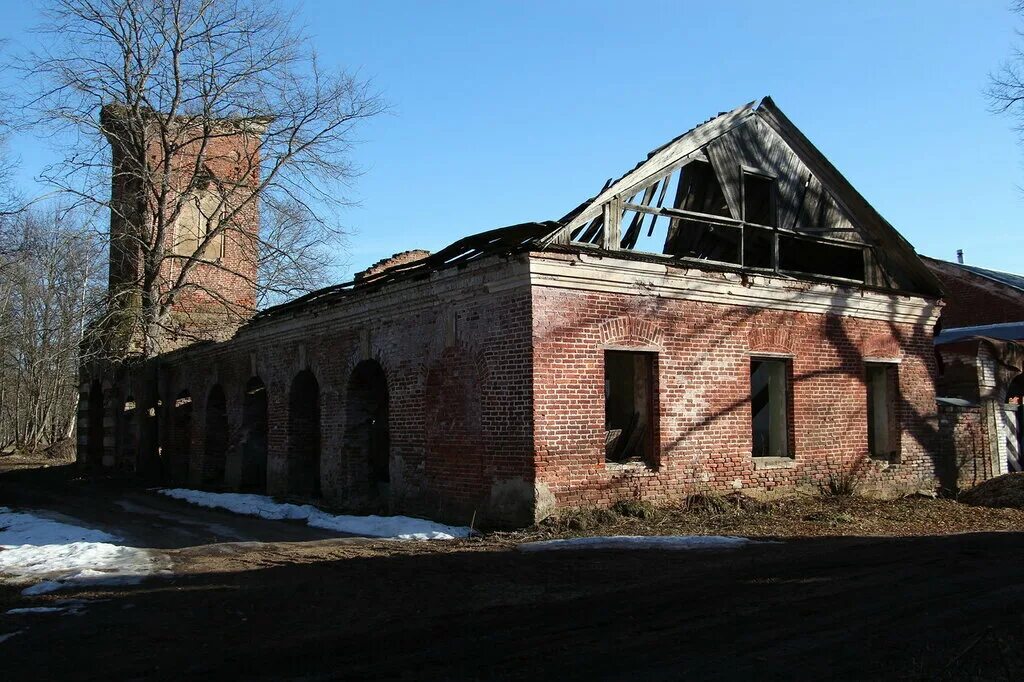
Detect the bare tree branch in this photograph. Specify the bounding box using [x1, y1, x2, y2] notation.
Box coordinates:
[20, 0, 387, 359]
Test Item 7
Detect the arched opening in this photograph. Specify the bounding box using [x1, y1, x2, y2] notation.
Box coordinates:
[288, 370, 320, 497]
[138, 392, 163, 483]
[241, 377, 268, 492]
[119, 396, 138, 472]
[344, 360, 390, 497]
[87, 380, 104, 467]
[204, 384, 229, 485]
[170, 391, 193, 483]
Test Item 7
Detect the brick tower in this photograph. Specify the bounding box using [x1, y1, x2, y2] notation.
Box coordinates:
[101, 104, 265, 355]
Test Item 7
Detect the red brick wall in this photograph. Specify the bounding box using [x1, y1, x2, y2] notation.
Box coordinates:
[139, 258, 537, 526]
[925, 259, 1024, 329]
[531, 286, 940, 507]
[91, 253, 947, 525]
[424, 348, 486, 507]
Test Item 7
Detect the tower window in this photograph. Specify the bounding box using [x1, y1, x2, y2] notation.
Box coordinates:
[174, 191, 225, 259]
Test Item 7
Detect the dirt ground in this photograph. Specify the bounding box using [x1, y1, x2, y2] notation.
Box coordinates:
[3, 466, 1024, 681]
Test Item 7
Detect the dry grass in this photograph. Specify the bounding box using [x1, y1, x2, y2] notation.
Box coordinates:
[491, 492, 1024, 546]
[959, 472, 1024, 510]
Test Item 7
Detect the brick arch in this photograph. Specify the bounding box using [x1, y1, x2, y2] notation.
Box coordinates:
[340, 347, 396, 395]
[748, 326, 797, 354]
[599, 316, 665, 348]
[748, 311, 797, 354]
[862, 333, 901, 360]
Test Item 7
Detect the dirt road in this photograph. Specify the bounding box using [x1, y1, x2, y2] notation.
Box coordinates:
[2, 531, 1023, 679]
[2, 469, 1023, 680]
[0, 465, 344, 547]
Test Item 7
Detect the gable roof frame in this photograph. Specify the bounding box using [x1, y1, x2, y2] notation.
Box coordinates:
[754, 97, 943, 297]
[541, 101, 758, 247]
[541, 97, 945, 298]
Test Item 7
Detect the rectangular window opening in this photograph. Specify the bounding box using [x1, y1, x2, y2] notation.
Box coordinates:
[604, 350, 657, 465]
[751, 358, 791, 458]
[742, 172, 777, 227]
[670, 217, 741, 263]
[866, 363, 900, 461]
[779, 234, 864, 281]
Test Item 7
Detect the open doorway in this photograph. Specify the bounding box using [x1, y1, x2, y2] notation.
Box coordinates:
[204, 385, 228, 485]
[170, 391, 192, 483]
[344, 360, 390, 497]
[241, 377, 268, 492]
[288, 370, 321, 497]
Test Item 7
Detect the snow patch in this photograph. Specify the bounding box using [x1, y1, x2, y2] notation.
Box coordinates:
[20, 574, 147, 596]
[156, 489, 472, 540]
[0, 630, 24, 644]
[0, 507, 119, 546]
[0, 507, 161, 594]
[6, 606, 67, 614]
[518, 535, 761, 552]
[0, 541, 153, 578]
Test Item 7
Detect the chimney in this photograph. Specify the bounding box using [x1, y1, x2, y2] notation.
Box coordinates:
[956, 249, 964, 264]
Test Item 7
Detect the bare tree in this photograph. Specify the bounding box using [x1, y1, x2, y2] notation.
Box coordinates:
[0, 205, 104, 453]
[23, 0, 385, 358]
[989, 2, 1024, 138]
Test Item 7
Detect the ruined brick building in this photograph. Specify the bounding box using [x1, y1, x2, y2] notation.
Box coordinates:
[925, 256, 1024, 486]
[79, 98, 949, 526]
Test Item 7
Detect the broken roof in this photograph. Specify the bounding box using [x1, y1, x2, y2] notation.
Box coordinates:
[254, 221, 559, 320]
[255, 97, 942, 323]
[925, 257, 1024, 295]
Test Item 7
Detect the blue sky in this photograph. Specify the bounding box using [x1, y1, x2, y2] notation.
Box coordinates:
[2, 0, 1023, 279]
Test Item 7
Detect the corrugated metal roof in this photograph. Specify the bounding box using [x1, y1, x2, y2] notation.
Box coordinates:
[935, 321, 1024, 345]
[956, 263, 1024, 293]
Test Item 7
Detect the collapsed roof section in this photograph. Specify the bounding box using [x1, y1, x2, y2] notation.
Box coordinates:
[256, 97, 942, 323]
[255, 221, 559, 320]
[544, 97, 942, 295]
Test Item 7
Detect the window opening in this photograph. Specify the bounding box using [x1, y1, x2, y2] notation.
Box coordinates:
[866, 363, 900, 460]
[751, 359, 790, 458]
[604, 350, 657, 465]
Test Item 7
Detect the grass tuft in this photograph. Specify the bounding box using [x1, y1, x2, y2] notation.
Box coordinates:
[612, 499, 657, 519]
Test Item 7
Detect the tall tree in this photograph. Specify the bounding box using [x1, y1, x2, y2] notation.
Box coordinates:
[24, 0, 385, 358]
[0, 205, 103, 452]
